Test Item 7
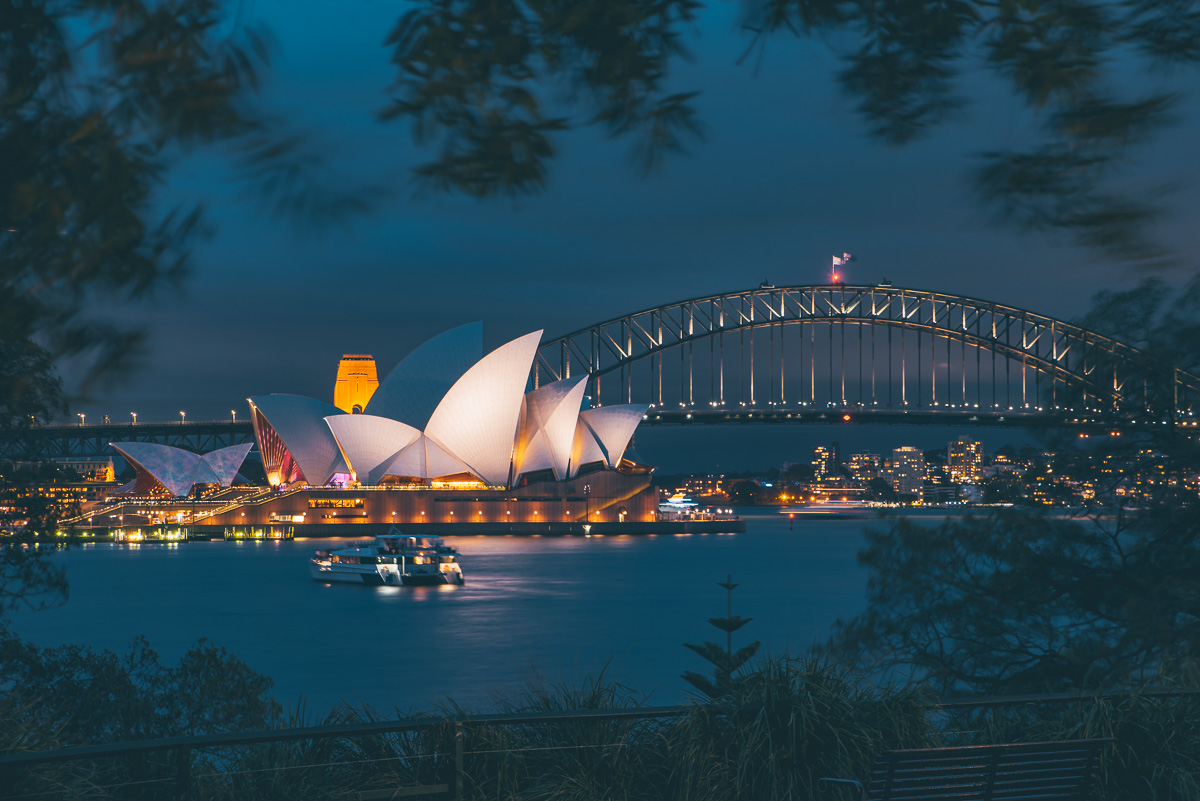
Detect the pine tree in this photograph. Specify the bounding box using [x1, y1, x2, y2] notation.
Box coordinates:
[682, 575, 761, 701]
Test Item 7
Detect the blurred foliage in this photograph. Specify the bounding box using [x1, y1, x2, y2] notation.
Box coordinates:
[0, 542, 67, 618]
[1077, 275, 1200, 376]
[0, 631, 281, 798]
[0, 631, 280, 744]
[0, 338, 64, 427]
[382, 0, 705, 197]
[742, 0, 1197, 264]
[385, 0, 1200, 263]
[830, 509, 1200, 696]
[0, 461, 83, 538]
[0, 593, 1197, 799]
[3, 650, 1197, 799]
[1, 0, 380, 412]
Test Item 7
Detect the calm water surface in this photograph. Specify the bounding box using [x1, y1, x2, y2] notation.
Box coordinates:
[8, 513, 911, 714]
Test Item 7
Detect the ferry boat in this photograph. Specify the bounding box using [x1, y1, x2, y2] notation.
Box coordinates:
[658, 492, 699, 513]
[310, 530, 464, 586]
[780, 502, 874, 519]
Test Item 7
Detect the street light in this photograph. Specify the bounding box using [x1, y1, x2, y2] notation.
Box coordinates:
[583, 483, 592, 523]
[179, 410, 186, 424]
[231, 409, 237, 423]
[77, 413, 85, 426]
[131, 412, 137, 425]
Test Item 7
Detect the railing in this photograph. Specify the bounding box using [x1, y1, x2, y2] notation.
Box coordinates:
[199, 488, 276, 520]
[2, 689, 1196, 801]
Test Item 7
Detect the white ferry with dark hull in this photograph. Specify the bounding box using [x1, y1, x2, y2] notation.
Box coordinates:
[310, 530, 464, 586]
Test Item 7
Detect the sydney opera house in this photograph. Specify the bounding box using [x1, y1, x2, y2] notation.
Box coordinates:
[106, 324, 656, 535]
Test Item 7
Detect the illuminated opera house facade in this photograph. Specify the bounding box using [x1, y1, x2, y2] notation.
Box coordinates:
[110, 324, 656, 534]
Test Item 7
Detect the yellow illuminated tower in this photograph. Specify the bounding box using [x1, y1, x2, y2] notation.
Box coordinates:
[333, 355, 379, 413]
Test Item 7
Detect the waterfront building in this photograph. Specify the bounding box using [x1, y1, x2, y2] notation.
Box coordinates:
[921, 484, 959, 505]
[13, 457, 115, 482]
[888, 446, 925, 496]
[63, 325, 661, 536]
[110, 325, 656, 534]
[806, 478, 867, 503]
[248, 325, 649, 492]
[948, 437, 983, 483]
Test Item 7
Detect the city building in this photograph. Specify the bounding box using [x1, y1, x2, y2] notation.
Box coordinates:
[846, 453, 882, 482]
[888, 446, 925, 496]
[922, 484, 959, 505]
[680, 474, 725, 498]
[812, 443, 840, 479]
[948, 437, 983, 483]
[12, 457, 115, 482]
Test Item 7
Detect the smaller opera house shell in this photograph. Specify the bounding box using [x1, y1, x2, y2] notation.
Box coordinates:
[229, 324, 657, 531]
[109, 442, 253, 497]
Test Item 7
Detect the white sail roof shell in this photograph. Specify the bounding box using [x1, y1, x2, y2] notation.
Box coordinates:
[378, 434, 477, 481]
[201, 443, 254, 487]
[569, 423, 606, 477]
[325, 414, 422, 485]
[424, 330, 543, 487]
[365, 322, 483, 429]
[111, 442, 214, 497]
[514, 376, 588, 480]
[248, 395, 348, 486]
[569, 405, 649, 476]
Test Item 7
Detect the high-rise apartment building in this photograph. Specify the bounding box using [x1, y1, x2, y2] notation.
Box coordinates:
[947, 438, 983, 483]
[888, 446, 925, 496]
[812, 445, 838, 479]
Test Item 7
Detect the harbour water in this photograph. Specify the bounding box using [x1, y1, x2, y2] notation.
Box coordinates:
[6, 512, 906, 714]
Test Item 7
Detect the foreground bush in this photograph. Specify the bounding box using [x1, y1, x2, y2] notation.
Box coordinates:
[3, 638, 1199, 800]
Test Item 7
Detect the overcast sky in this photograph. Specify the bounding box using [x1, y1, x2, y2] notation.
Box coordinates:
[68, 0, 1200, 471]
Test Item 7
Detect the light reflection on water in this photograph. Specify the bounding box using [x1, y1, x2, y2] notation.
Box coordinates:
[8, 514, 877, 714]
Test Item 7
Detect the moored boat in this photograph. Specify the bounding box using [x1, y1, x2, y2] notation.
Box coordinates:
[310, 528, 464, 586]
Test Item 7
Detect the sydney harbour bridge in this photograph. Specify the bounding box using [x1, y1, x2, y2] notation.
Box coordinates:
[5, 283, 1199, 462]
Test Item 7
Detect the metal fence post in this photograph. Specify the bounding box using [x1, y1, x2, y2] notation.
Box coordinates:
[452, 722, 463, 799]
[174, 746, 190, 801]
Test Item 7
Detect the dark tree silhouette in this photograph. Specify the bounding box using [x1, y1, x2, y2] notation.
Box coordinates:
[683, 575, 761, 700]
[381, 0, 1200, 264]
[831, 509, 1200, 695]
[1, 0, 379, 410]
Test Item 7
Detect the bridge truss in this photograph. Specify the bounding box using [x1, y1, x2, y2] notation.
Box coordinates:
[7, 284, 1199, 465]
[534, 284, 1200, 427]
[0, 421, 253, 463]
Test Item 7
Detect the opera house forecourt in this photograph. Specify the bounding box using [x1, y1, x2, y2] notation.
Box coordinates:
[93, 323, 717, 538]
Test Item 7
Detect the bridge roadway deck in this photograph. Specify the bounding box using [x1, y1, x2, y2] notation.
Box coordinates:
[639, 408, 1200, 429]
[4, 410, 1197, 463]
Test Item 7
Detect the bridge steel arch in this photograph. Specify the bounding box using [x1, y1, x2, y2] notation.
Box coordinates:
[534, 284, 1200, 426]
